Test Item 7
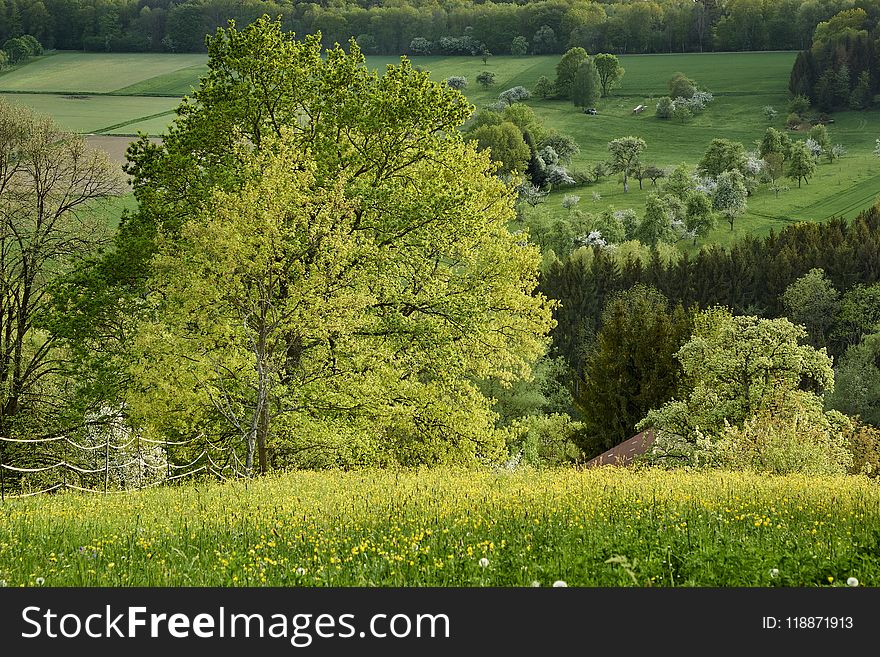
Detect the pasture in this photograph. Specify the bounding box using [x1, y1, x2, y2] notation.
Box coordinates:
[2, 50, 879, 246]
[2, 467, 877, 587]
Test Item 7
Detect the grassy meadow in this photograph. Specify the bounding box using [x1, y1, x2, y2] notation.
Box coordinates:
[2, 50, 879, 246]
[2, 467, 878, 587]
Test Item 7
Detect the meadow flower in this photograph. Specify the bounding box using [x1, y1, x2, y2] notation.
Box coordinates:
[35, 577, 45, 586]
[847, 577, 859, 587]
[769, 568, 779, 578]
[479, 557, 489, 568]
[295, 567, 306, 576]
[552, 580, 567, 587]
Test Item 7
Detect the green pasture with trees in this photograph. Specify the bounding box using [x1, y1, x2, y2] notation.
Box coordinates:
[4, 4, 880, 588]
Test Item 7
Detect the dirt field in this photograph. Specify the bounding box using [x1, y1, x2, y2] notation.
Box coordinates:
[85, 134, 161, 168]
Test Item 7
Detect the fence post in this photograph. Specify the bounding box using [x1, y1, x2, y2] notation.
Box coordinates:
[104, 427, 110, 494]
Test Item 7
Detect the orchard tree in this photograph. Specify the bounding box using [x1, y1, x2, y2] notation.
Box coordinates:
[499, 86, 530, 106]
[638, 194, 674, 246]
[476, 71, 496, 88]
[105, 17, 555, 472]
[787, 141, 816, 187]
[781, 268, 840, 348]
[684, 192, 715, 243]
[698, 138, 746, 178]
[808, 124, 831, 155]
[554, 47, 588, 99]
[593, 53, 624, 97]
[607, 136, 646, 193]
[645, 165, 666, 186]
[446, 75, 467, 90]
[759, 127, 791, 160]
[764, 152, 786, 197]
[533, 75, 553, 99]
[571, 58, 600, 109]
[713, 169, 747, 231]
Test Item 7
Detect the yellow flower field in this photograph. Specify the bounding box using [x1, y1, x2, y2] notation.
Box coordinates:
[1, 467, 878, 587]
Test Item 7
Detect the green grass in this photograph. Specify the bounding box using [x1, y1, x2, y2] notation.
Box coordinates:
[2, 467, 879, 587]
[0, 92, 180, 134]
[0, 52, 207, 94]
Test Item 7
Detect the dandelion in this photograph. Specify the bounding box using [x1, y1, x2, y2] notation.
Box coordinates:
[35, 577, 45, 586]
[769, 568, 779, 579]
[295, 567, 306, 576]
[479, 557, 489, 568]
[552, 580, 568, 587]
[847, 577, 859, 587]
[530, 581, 540, 587]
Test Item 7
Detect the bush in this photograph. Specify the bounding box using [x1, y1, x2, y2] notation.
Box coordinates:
[506, 413, 583, 467]
[706, 407, 853, 475]
[846, 423, 880, 476]
[409, 37, 433, 56]
[446, 76, 467, 90]
[788, 94, 811, 117]
[656, 97, 674, 119]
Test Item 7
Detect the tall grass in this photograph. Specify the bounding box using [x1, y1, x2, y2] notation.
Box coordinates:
[2, 467, 878, 587]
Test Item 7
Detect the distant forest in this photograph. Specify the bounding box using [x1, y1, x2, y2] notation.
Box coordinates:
[4, 0, 880, 56]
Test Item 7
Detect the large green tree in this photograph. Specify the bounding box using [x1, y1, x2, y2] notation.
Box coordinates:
[0, 100, 123, 480]
[698, 138, 746, 178]
[114, 17, 554, 472]
[639, 308, 836, 463]
[787, 140, 816, 187]
[592, 53, 624, 97]
[554, 47, 588, 99]
[607, 136, 646, 193]
[570, 58, 600, 109]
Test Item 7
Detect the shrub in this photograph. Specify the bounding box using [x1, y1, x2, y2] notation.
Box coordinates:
[656, 96, 674, 119]
[446, 76, 467, 90]
[706, 407, 853, 475]
[409, 37, 433, 55]
[506, 414, 583, 467]
[788, 94, 811, 117]
[846, 423, 880, 476]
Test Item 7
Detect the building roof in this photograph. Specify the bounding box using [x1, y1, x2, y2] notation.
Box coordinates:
[584, 429, 655, 468]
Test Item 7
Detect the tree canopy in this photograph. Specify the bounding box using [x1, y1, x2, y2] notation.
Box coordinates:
[90, 17, 555, 472]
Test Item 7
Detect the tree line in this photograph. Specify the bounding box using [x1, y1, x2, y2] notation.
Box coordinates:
[0, 0, 867, 56]
[541, 208, 880, 374]
[789, 7, 880, 111]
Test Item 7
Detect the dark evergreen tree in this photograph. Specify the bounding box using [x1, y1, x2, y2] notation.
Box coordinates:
[574, 285, 692, 458]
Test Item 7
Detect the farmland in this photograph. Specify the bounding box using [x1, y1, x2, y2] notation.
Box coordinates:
[1, 467, 877, 587]
[2, 49, 878, 247]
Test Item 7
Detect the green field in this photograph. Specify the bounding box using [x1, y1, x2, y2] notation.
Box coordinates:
[0, 52, 206, 94]
[2, 467, 878, 586]
[2, 50, 879, 245]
